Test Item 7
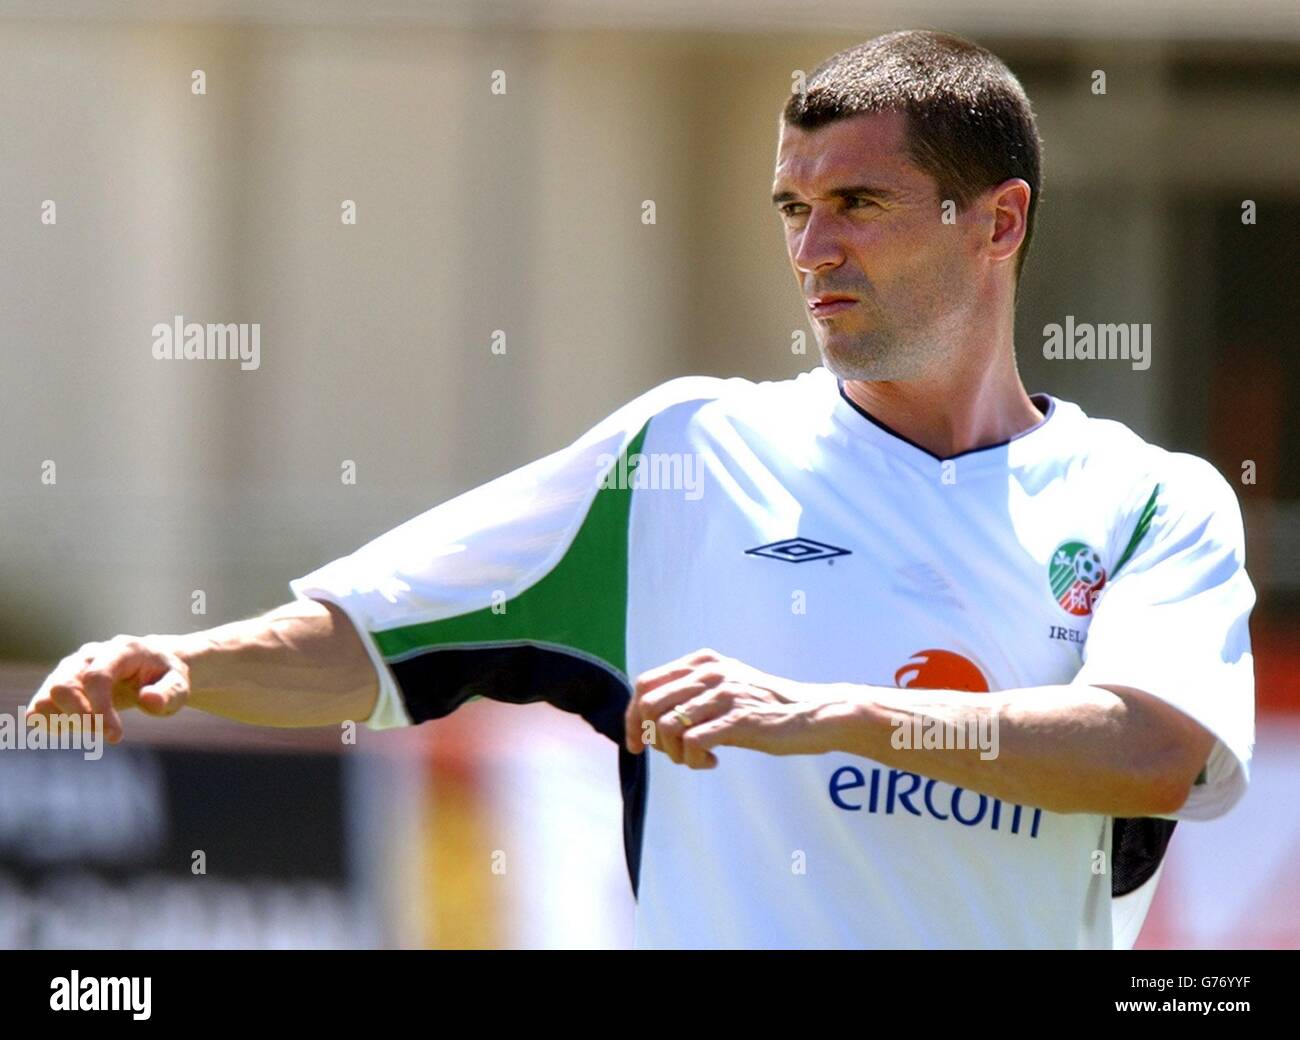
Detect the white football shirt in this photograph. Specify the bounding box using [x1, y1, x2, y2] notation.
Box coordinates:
[289, 365, 1255, 949]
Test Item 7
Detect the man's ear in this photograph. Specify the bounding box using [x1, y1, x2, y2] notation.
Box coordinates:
[986, 178, 1031, 265]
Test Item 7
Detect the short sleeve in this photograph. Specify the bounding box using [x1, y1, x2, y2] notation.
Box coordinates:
[1073, 455, 1256, 821]
[289, 375, 737, 732]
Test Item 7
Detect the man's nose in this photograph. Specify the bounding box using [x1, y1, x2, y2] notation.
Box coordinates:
[793, 207, 845, 274]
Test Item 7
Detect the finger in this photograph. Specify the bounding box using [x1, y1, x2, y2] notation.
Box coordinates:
[639, 664, 732, 724]
[626, 707, 666, 756]
[28, 644, 93, 708]
[682, 736, 719, 770]
[635, 676, 714, 761]
[25, 680, 62, 718]
[29, 644, 101, 734]
[34, 662, 96, 721]
[626, 660, 703, 753]
[626, 664, 695, 749]
[138, 669, 187, 716]
[49, 684, 91, 718]
[80, 644, 143, 743]
[627, 649, 729, 753]
[625, 693, 647, 754]
[656, 694, 731, 765]
[632, 648, 724, 699]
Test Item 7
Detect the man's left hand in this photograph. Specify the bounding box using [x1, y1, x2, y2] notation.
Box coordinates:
[624, 648, 839, 768]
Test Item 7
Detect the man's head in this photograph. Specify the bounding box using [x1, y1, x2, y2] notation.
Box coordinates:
[774, 30, 1042, 381]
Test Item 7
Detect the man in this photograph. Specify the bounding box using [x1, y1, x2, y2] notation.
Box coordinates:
[29, 30, 1253, 949]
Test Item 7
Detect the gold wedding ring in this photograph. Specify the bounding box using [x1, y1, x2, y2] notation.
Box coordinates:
[672, 706, 694, 728]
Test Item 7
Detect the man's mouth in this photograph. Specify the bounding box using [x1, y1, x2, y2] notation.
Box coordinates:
[808, 294, 859, 317]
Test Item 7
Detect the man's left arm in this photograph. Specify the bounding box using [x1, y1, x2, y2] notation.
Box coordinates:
[625, 650, 1211, 816]
[627, 456, 1254, 821]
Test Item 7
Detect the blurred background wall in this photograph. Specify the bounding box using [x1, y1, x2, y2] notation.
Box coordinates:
[0, 1, 1296, 948]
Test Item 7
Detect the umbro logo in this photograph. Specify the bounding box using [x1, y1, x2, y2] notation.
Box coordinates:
[745, 537, 851, 563]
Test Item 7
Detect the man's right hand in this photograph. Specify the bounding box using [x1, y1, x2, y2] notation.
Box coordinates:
[27, 635, 192, 744]
[25, 600, 381, 740]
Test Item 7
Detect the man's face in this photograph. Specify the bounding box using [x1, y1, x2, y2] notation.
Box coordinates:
[772, 109, 978, 381]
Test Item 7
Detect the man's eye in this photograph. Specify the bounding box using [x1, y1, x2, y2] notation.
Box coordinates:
[780, 198, 875, 217]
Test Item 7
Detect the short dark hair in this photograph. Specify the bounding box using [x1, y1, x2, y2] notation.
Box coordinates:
[783, 29, 1043, 285]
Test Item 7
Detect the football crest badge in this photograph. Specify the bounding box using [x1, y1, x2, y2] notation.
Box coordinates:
[1049, 541, 1106, 616]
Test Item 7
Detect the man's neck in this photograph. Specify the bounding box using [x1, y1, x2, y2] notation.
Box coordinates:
[840, 365, 1044, 459]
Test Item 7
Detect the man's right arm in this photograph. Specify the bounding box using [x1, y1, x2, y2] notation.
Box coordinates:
[27, 597, 379, 744]
[29, 376, 736, 746]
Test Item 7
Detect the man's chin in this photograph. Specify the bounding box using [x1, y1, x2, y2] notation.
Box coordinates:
[817, 340, 910, 382]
